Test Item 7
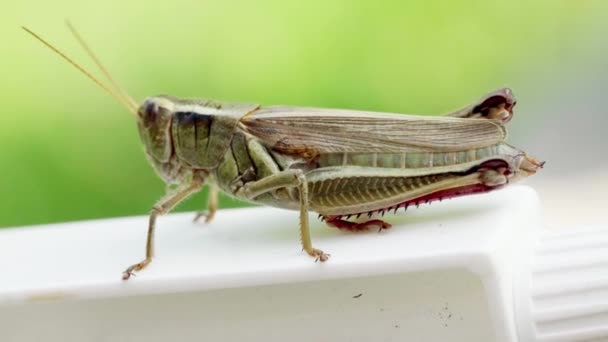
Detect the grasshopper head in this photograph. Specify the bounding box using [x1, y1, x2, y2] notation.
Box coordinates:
[137, 97, 175, 164]
[136, 95, 243, 183]
[136, 96, 191, 184]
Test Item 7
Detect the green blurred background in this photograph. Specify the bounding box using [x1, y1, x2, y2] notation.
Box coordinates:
[2, 0, 607, 228]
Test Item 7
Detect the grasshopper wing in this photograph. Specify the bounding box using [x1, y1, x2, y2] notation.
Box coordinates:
[239, 107, 507, 157]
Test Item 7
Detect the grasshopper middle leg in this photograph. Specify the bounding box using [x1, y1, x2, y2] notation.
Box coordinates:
[193, 183, 219, 224]
[236, 169, 329, 262]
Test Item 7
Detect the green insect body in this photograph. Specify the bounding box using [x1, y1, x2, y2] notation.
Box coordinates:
[129, 88, 542, 279]
[23, 25, 543, 280]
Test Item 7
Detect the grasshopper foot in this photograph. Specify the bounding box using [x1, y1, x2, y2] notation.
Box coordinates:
[325, 217, 392, 232]
[122, 257, 152, 281]
[305, 248, 330, 262]
[193, 210, 216, 224]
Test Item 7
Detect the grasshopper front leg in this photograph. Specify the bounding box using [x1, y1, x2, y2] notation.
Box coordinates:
[236, 169, 329, 262]
[123, 175, 206, 280]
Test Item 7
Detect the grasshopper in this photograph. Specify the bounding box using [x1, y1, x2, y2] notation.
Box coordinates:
[23, 24, 544, 280]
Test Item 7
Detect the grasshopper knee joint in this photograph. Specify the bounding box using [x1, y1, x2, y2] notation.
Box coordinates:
[151, 206, 164, 215]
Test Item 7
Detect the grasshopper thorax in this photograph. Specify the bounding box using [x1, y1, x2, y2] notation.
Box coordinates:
[137, 96, 253, 184]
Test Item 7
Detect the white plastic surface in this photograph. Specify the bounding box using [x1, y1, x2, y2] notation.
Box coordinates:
[515, 225, 608, 341]
[0, 186, 541, 342]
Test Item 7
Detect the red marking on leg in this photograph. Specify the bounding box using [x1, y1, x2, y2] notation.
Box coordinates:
[324, 182, 502, 227]
[325, 217, 392, 232]
[400, 183, 498, 208]
[398, 159, 509, 206]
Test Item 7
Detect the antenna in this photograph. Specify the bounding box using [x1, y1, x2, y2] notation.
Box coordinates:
[22, 26, 138, 116]
[65, 21, 139, 112]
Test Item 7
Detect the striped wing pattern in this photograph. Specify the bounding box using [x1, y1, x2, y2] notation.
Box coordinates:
[240, 106, 506, 156]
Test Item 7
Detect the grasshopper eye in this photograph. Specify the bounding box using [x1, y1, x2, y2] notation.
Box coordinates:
[141, 100, 159, 121]
[139, 99, 172, 124]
